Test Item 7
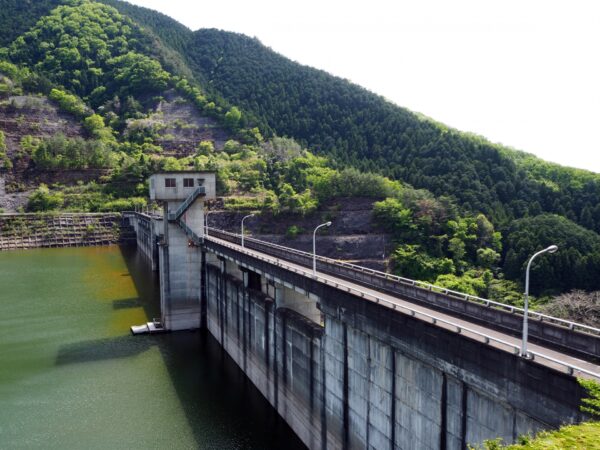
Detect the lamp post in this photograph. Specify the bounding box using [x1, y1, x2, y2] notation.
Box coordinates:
[241, 214, 254, 248]
[521, 244, 558, 357]
[313, 221, 332, 275]
[205, 210, 215, 237]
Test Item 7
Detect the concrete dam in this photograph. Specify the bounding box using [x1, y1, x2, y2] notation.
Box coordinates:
[126, 172, 600, 449]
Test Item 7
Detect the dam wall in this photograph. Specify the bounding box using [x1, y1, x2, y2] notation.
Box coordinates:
[204, 253, 587, 449]
[124, 212, 161, 270]
[123, 211, 590, 449]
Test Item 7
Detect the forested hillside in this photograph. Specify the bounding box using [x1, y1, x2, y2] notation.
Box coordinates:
[0, 0, 61, 47]
[1, 0, 600, 304]
[3, 1, 599, 232]
[184, 29, 600, 234]
[99, 0, 192, 55]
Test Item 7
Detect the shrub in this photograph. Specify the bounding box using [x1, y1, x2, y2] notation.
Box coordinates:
[48, 88, 87, 117]
[578, 378, 600, 417]
[197, 140, 215, 155]
[223, 196, 263, 211]
[99, 197, 146, 212]
[540, 290, 600, 328]
[391, 244, 455, 282]
[286, 225, 303, 239]
[27, 184, 64, 211]
[434, 271, 488, 297]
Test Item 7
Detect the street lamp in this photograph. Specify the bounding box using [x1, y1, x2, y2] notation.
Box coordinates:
[521, 244, 558, 357]
[313, 221, 332, 275]
[205, 210, 215, 237]
[241, 214, 255, 248]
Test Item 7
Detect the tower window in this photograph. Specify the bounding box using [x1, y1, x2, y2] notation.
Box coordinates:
[183, 178, 194, 187]
[165, 178, 176, 188]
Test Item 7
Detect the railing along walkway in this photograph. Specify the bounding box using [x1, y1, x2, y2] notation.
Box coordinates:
[203, 231, 600, 381]
[206, 227, 600, 339]
[125, 202, 600, 379]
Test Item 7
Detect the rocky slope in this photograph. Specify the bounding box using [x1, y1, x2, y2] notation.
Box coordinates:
[209, 198, 392, 270]
[153, 90, 229, 155]
[0, 94, 88, 211]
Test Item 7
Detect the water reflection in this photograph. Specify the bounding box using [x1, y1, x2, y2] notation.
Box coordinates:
[119, 245, 307, 449]
[0, 245, 305, 449]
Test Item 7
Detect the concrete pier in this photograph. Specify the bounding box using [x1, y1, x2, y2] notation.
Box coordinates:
[149, 172, 216, 331]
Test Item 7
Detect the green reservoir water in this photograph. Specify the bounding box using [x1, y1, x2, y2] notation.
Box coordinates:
[0, 246, 305, 449]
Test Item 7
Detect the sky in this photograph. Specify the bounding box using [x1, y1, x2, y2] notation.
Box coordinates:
[126, 0, 600, 173]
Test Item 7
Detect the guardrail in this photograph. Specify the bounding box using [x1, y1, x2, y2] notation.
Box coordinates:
[167, 187, 206, 222]
[206, 233, 600, 380]
[205, 227, 600, 341]
[125, 202, 600, 376]
[179, 219, 202, 244]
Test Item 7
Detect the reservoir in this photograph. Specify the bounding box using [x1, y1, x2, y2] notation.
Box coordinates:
[0, 245, 305, 449]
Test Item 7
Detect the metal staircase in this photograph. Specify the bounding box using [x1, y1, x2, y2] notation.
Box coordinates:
[164, 186, 207, 244]
[178, 218, 202, 245]
[167, 187, 206, 222]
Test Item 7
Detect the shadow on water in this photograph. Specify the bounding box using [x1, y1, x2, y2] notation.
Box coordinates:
[112, 297, 143, 310]
[96, 244, 306, 449]
[55, 335, 155, 365]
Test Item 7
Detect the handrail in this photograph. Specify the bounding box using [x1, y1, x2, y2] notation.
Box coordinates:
[126, 209, 600, 378]
[178, 219, 202, 245]
[205, 227, 600, 338]
[167, 187, 206, 222]
[124, 211, 162, 220]
[206, 234, 600, 380]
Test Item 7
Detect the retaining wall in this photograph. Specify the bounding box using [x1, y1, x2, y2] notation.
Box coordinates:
[0, 213, 133, 250]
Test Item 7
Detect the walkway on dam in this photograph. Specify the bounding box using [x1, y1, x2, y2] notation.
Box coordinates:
[204, 233, 600, 381]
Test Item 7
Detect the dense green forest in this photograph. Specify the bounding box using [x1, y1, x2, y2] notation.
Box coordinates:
[183, 29, 600, 236]
[4, 1, 600, 231]
[0, 0, 61, 47]
[1, 0, 600, 302]
[98, 0, 192, 55]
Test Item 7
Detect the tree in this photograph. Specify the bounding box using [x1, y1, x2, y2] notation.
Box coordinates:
[83, 113, 113, 141]
[277, 183, 317, 215]
[448, 237, 466, 267]
[581, 207, 595, 230]
[391, 244, 455, 281]
[108, 52, 170, 96]
[373, 198, 413, 237]
[503, 214, 600, 294]
[224, 106, 242, 130]
[161, 156, 185, 171]
[27, 184, 64, 211]
[32, 134, 114, 169]
[261, 136, 302, 162]
[540, 290, 600, 328]
[197, 140, 214, 156]
[476, 248, 500, 268]
[223, 139, 241, 154]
